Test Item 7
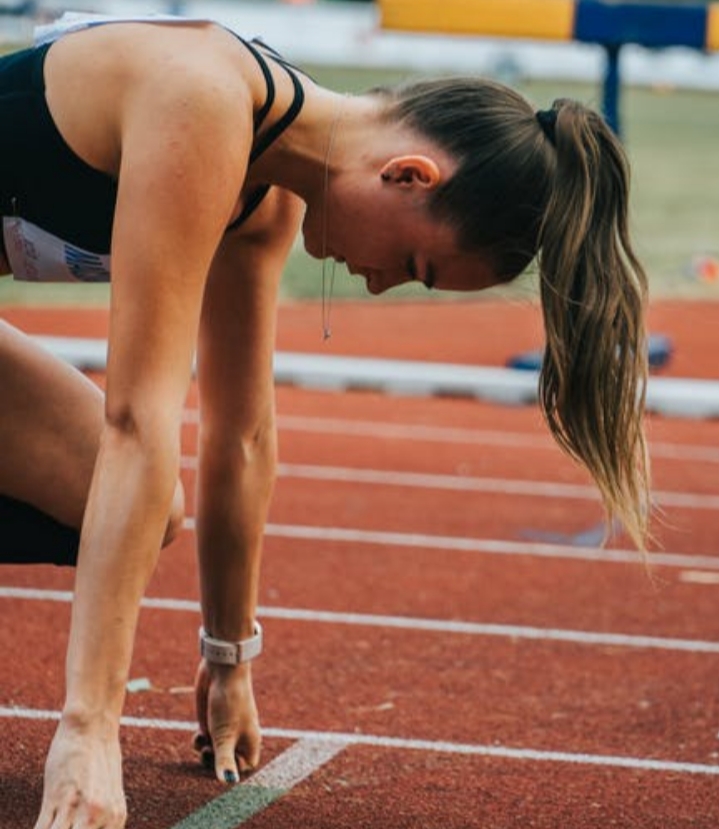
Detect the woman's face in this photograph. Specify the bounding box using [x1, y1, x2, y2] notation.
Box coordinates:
[302, 165, 498, 296]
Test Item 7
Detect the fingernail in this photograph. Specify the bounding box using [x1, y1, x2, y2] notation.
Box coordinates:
[224, 770, 239, 784]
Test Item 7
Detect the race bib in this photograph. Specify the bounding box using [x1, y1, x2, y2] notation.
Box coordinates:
[3, 216, 111, 282]
[35, 12, 212, 46]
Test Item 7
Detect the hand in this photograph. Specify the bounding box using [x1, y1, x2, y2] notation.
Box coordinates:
[193, 660, 261, 783]
[33, 716, 126, 829]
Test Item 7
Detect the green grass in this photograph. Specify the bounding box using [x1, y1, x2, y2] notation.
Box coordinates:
[287, 68, 719, 303]
[1, 63, 717, 307]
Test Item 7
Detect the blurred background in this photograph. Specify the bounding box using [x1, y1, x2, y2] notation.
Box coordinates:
[0, 0, 717, 306]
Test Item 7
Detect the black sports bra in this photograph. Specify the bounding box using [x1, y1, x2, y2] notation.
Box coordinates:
[228, 37, 307, 229]
[0, 23, 308, 282]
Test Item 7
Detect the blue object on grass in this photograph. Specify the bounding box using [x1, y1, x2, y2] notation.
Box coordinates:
[507, 333, 673, 372]
[646, 334, 674, 369]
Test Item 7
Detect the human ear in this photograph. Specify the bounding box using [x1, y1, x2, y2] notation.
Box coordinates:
[379, 155, 442, 188]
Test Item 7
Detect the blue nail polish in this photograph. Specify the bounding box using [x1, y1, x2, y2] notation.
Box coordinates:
[224, 770, 239, 784]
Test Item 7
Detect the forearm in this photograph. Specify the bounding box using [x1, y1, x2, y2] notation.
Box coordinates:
[195, 430, 276, 641]
[63, 425, 179, 728]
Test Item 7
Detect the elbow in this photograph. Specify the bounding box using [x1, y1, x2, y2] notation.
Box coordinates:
[238, 423, 277, 469]
[104, 398, 144, 440]
[228, 427, 278, 496]
[162, 478, 186, 548]
[102, 403, 185, 544]
[103, 400, 181, 460]
[201, 420, 277, 487]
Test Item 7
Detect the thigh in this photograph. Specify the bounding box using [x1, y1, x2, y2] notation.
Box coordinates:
[0, 319, 103, 528]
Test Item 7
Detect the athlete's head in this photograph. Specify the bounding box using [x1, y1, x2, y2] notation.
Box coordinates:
[369, 77, 651, 550]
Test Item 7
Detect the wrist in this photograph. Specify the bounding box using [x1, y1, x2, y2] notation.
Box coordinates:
[199, 621, 263, 666]
[201, 610, 258, 642]
[60, 704, 120, 739]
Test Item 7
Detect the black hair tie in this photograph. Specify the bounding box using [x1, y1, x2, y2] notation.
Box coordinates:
[535, 108, 558, 145]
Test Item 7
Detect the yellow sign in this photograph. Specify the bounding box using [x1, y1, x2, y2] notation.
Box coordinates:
[379, 0, 575, 42]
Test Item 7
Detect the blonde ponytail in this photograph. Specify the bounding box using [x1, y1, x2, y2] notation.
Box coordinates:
[537, 100, 651, 549]
[382, 81, 652, 548]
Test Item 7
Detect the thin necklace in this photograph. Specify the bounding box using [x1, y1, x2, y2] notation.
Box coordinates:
[320, 95, 346, 341]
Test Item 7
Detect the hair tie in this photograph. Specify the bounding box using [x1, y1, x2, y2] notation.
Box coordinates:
[535, 108, 557, 145]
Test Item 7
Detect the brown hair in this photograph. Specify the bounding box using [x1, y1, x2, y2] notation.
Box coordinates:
[380, 78, 651, 549]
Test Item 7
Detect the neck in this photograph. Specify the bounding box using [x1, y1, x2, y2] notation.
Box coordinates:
[250, 90, 384, 205]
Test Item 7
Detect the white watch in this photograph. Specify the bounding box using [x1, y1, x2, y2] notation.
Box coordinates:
[199, 621, 263, 665]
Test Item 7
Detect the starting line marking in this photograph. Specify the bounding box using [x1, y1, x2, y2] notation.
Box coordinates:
[3, 706, 719, 777]
[171, 785, 280, 829]
[170, 738, 346, 829]
[246, 738, 347, 790]
[2, 586, 719, 654]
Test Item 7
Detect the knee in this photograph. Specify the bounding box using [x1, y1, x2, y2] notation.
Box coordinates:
[162, 480, 186, 548]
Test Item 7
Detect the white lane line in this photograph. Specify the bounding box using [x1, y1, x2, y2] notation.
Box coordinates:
[184, 409, 554, 449]
[199, 519, 719, 571]
[679, 571, 719, 585]
[269, 463, 719, 510]
[179, 456, 719, 510]
[245, 737, 346, 790]
[182, 457, 605, 496]
[183, 410, 719, 464]
[2, 586, 718, 654]
[3, 706, 718, 777]
[169, 738, 347, 829]
[255, 607, 719, 653]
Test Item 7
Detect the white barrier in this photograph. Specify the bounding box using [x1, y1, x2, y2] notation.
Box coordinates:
[34, 335, 719, 419]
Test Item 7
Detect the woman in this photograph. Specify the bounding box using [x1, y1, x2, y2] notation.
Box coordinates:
[0, 15, 650, 829]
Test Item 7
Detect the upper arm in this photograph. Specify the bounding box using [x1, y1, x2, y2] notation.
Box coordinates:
[105, 62, 252, 432]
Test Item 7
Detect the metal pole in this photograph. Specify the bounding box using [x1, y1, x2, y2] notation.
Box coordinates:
[602, 42, 622, 137]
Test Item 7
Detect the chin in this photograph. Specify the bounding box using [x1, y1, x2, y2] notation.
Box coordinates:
[302, 238, 322, 260]
[300, 222, 322, 260]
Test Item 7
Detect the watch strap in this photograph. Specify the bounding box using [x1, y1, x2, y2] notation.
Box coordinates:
[199, 621, 263, 665]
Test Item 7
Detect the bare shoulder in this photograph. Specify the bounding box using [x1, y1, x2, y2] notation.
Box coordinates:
[45, 20, 251, 86]
[43, 22, 258, 176]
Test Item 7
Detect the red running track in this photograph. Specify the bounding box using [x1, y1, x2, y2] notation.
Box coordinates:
[1, 300, 719, 828]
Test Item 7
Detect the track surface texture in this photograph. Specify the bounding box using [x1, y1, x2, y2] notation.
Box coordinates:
[1, 298, 718, 829]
